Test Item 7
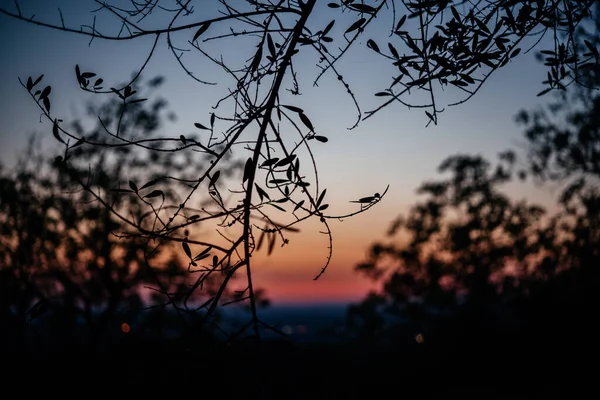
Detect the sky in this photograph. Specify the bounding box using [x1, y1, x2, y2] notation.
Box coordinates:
[0, 0, 561, 305]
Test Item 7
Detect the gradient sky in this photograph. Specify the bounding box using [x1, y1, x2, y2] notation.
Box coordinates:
[0, 0, 560, 305]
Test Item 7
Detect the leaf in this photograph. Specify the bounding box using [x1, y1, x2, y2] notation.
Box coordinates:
[250, 46, 263, 73]
[294, 200, 305, 212]
[282, 104, 304, 113]
[350, 4, 376, 13]
[395, 15, 407, 31]
[584, 40, 598, 57]
[140, 179, 160, 190]
[261, 158, 279, 167]
[318, 204, 329, 211]
[195, 122, 209, 130]
[388, 43, 399, 59]
[144, 190, 164, 198]
[367, 39, 380, 53]
[314, 136, 328, 143]
[26, 76, 33, 91]
[75, 64, 81, 83]
[180, 135, 187, 145]
[327, 3, 340, 8]
[255, 184, 270, 201]
[33, 74, 43, 88]
[451, 6, 460, 21]
[129, 180, 138, 192]
[209, 170, 221, 186]
[270, 203, 286, 212]
[536, 88, 552, 97]
[267, 34, 276, 58]
[375, 91, 392, 96]
[275, 154, 296, 167]
[510, 48, 521, 58]
[182, 241, 192, 259]
[40, 85, 51, 99]
[81, 72, 96, 79]
[127, 98, 148, 104]
[94, 78, 103, 87]
[322, 20, 335, 36]
[52, 119, 65, 144]
[346, 18, 365, 34]
[193, 22, 211, 42]
[212, 255, 218, 267]
[210, 112, 216, 127]
[268, 234, 276, 255]
[316, 189, 327, 207]
[43, 97, 50, 113]
[299, 112, 314, 131]
[194, 245, 213, 261]
[243, 157, 253, 183]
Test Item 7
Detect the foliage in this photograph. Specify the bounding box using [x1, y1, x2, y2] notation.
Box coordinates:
[0, 78, 248, 353]
[1, 0, 599, 339]
[349, 68, 600, 349]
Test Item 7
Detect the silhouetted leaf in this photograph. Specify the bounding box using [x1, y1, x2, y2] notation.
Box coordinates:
[40, 85, 51, 99]
[282, 104, 304, 113]
[261, 158, 279, 167]
[314, 136, 328, 142]
[327, 3, 340, 8]
[129, 180, 138, 192]
[299, 112, 314, 131]
[243, 157, 253, 183]
[212, 255, 218, 266]
[255, 184, 270, 201]
[375, 91, 392, 96]
[144, 190, 164, 198]
[537, 88, 552, 96]
[193, 22, 211, 42]
[182, 241, 192, 258]
[195, 122, 209, 130]
[180, 135, 187, 144]
[396, 14, 407, 31]
[317, 189, 327, 207]
[52, 119, 65, 144]
[194, 245, 213, 261]
[318, 204, 329, 211]
[346, 18, 365, 34]
[140, 179, 160, 190]
[388, 43, 399, 58]
[367, 39, 380, 53]
[42, 97, 50, 113]
[127, 98, 148, 104]
[275, 154, 296, 167]
[94, 78, 103, 87]
[81, 72, 96, 79]
[294, 200, 305, 212]
[269, 203, 286, 212]
[26, 76, 33, 91]
[267, 34, 276, 58]
[209, 170, 220, 186]
[251, 46, 262, 73]
[32, 74, 43, 88]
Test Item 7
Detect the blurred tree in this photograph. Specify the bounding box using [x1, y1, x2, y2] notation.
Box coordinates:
[0, 77, 251, 354]
[349, 11, 600, 352]
[1, 0, 599, 338]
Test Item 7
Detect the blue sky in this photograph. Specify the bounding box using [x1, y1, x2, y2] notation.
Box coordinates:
[0, 0, 561, 303]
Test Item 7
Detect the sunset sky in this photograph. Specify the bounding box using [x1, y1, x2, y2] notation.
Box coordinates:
[0, 0, 560, 305]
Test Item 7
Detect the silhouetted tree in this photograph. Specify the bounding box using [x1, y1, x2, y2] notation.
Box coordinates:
[349, 12, 600, 352]
[1, 0, 598, 339]
[0, 77, 251, 354]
